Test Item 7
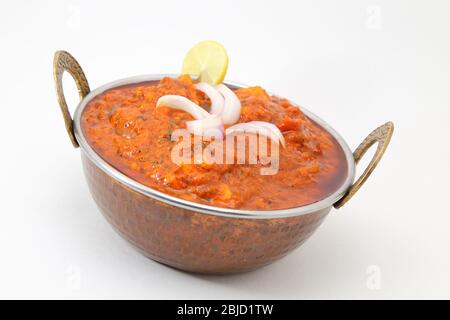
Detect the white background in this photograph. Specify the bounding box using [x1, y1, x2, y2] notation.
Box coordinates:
[0, 0, 449, 299]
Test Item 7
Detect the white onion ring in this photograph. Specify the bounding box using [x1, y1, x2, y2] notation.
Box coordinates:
[195, 82, 224, 115]
[215, 84, 241, 125]
[156, 95, 210, 120]
[226, 121, 286, 147]
[244, 121, 286, 147]
[186, 115, 224, 139]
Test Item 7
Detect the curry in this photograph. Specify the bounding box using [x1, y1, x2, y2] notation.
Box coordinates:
[81, 76, 347, 210]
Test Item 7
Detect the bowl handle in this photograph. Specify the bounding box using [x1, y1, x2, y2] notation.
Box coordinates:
[334, 121, 394, 209]
[53, 51, 90, 148]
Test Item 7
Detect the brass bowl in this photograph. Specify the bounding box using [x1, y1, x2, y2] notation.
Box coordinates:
[54, 51, 394, 274]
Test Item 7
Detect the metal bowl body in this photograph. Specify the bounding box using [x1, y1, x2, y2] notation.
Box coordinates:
[73, 75, 355, 274]
[83, 153, 330, 273]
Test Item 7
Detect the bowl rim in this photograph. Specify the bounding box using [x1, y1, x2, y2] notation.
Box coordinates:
[73, 74, 355, 219]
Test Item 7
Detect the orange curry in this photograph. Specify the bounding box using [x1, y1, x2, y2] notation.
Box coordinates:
[81, 76, 347, 210]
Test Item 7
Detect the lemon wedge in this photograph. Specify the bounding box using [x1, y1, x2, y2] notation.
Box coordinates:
[181, 40, 229, 85]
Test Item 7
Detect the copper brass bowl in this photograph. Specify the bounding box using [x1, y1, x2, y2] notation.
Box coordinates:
[54, 51, 394, 274]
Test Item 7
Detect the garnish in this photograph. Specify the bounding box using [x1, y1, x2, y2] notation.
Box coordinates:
[226, 121, 286, 147]
[181, 40, 229, 85]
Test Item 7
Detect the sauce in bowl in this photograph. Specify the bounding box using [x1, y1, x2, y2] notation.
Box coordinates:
[81, 76, 347, 210]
